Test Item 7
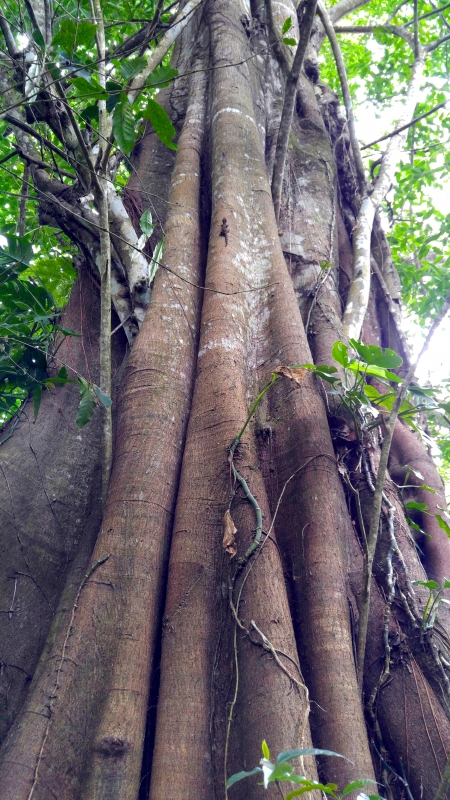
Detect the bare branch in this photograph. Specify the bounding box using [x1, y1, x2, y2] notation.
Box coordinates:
[90, 0, 112, 505]
[264, 0, 290, 77]
[426, 31, 450, 51]
[271, 0, 318, 223]
[127, 0, 204, 103]
[18, 162, 30, 236]
[413, 0, 419, 57]
[328, 0, 373, 25]
[0, 12, 21, 58]
[404, 0, 450, 25]
[342, 51, 425, 340]
[361, 99, 449, 150]
[334, 23, 415, 49]
[318, 3, 367, 195]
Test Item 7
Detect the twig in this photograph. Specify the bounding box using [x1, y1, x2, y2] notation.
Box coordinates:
[361, 100, 449, 150]
[18, 162, 30, 237]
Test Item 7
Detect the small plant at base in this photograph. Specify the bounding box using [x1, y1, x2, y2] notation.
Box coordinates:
[412, 579, 450, 631]
[226, 740, 383, 800]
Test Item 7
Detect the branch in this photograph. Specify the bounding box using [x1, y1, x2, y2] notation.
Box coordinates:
[404, 1, 450, 25]
[0, 12, 21, 58]
[53, 81, 100, 193]
[426, 31, 450, 51]
[361, 99, 449, 149]
[271, 0, 318, 223]
[413, 0, 419, 58]
[342, 51, 425, 340]
[90, 0, 112, 505]
[328, 0, 373, 24]
[18, 162, 30, 236]
[127, 0, 204, 103]
[334, 24, 414, 49]
[264, 0, 290, 77]
[356, 288, 450, 686]
[318, 3, 367, 194]
[2, 113, 71, 163]
[106, 185, 150, 310]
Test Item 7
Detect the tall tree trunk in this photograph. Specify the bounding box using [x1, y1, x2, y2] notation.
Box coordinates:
[1, 1, 450, 799]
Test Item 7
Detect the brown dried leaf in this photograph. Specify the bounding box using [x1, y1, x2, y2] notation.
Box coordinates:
[222, 509, 237, 558]
[274, 365, 308, 385]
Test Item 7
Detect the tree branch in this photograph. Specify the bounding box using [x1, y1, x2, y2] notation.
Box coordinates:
[404, 0, 450, 25]
[318, 3, 367, 195]
[328, 0, 373, 25]
[271, 0, 318, 223]
[356, 288, 450, 686]
[0, 12, 21, 58]
[426, 31, 450, 51]
[2, 113, 72, 163]
[362, 99, 448, 149]
[264, 0, 290, 77]
[342, 50, 425, 340]
[90, 0, 112, 505]
[334, 24, 415, 49]
[127, 0, 204, 103]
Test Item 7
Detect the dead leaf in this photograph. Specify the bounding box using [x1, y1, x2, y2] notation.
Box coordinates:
[274, 365, 308, 385]
[222, 509, 237, 558]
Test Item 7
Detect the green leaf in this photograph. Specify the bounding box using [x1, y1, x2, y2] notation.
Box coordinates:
[140, 209, 154, 237]
[71, 77, 108, 100]
[106, 80, 122, 113]
[436, 514, 450, 537]
[33, 384, 42, 421]
[58, 366, 68, 381]
[404, 501, 428, 512]
[0, 235, 33, 272]
[282, 16, 292, 34]
[146, 65, 179, 88]
[262, 739, 270, 760]
[118, 56, 147, 81]
[412, 579, 441, 590]
[332, 341, 349, 368]
[342, 780, 378, 797]
[283, 37, 297, 46]
[76, 377, 96, 428]
[142, 99, 177, 150]
[349, 340, 403, 369]
[286, 784, 338, 800]
[226, 767, 262, 788]
[275, 748, 348, 765]
[52, 20, 97, 53]
[148, 239, 163, 284]
[113, 93, 136, 156]
[93, 385, 112, 407]
[80, 104, 99, 123]
[56, 325, 82, 337]
[32, 29, 45, 49]
[348, 362, 402, 383]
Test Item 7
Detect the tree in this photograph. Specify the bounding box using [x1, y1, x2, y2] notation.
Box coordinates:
[0, 0, 450, 798]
